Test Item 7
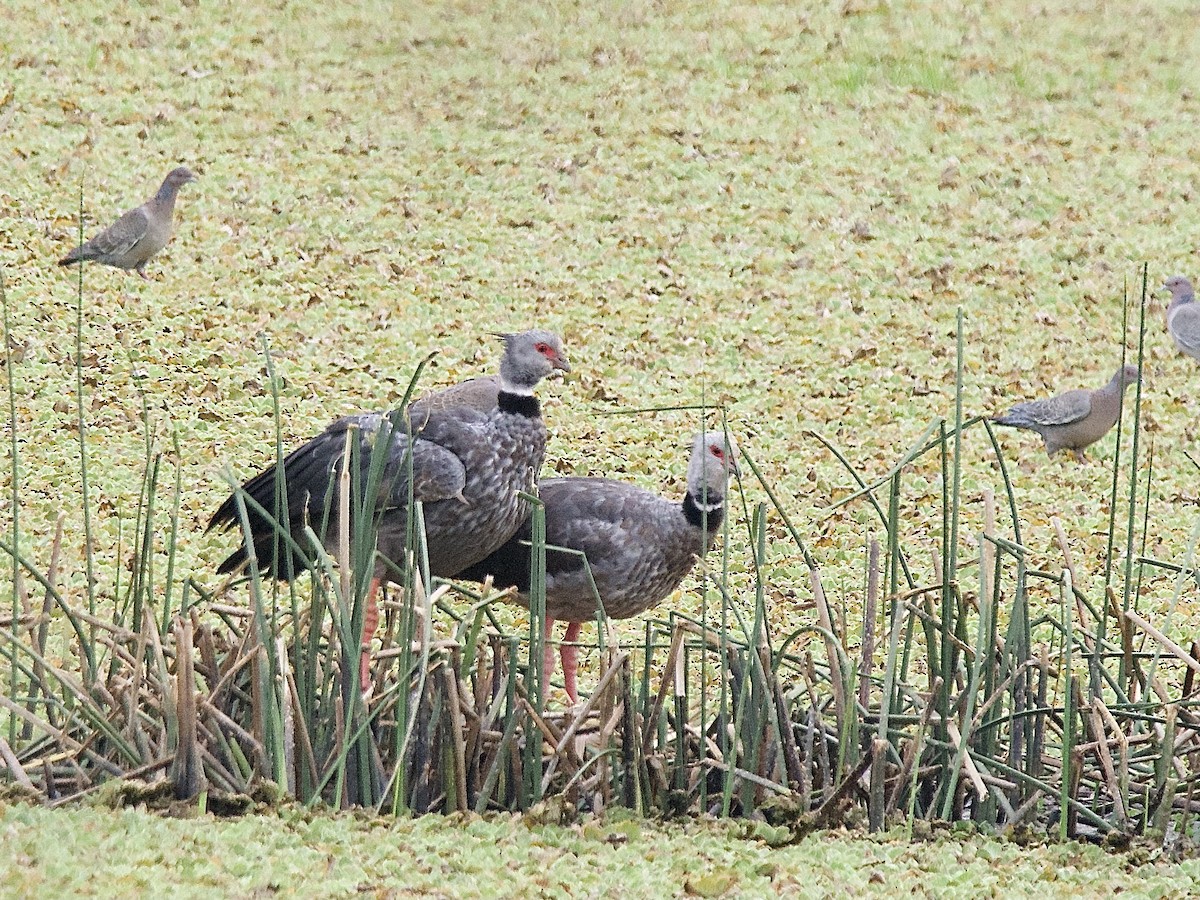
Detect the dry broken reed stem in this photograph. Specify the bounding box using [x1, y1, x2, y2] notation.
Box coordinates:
[1127, 610, 1200, 676]
[542, 652, 628, 793]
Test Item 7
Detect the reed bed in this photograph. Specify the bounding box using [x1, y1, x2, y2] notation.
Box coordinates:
[1, 271, 1197, 845]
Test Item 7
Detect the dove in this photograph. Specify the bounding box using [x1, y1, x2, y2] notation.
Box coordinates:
[993, 365, 1140, 462]
[1164, 275, 1200, 363]
[58, 166, 197, 278]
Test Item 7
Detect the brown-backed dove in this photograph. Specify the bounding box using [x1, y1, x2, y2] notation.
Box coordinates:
[58, 166, 197, 279]
[993, 365, 1140, 462]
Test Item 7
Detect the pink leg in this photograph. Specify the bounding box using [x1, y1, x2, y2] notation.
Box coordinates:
[360, 578, 381, 693]
[541, 617, 557, 701]
[561, 621, 582, 704]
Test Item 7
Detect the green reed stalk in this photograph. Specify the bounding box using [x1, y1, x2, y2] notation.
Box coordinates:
[936, 418, 953, 744]
[979, 511, 1002, 822]
[127, 452, 160, 640]
[722, 647, 750, 817]
[1120, 266, 1148, 619]
[858, 537, 878, 712]
[980, 420, 1021, 546]
[259, 337, 297, 664]
[119, 353, 156, 644]
[1060, 569, 1075, 841]
[0, 538, 92, 677]
[741, 503, 775, 814]
[349, 439, 379, 806]
[738, 446, 815, 569]
[932, 312, 966, 809]
[877, 546, 905, 747]
[639, 618, 653, 747]
[228, 487, 285, 787]
[825, 417, 946, 514]
[376, 355, 436, 812]
[310, 685, 390, 805]
[939, 536, 995, 819]
[72, 186, 97, 682]
[2, 271, 19, 748]
[697, 393, 711, 813]
[475, 672, 521, 813]
[161, 424, 184, 634]
[1105, 278, 1131, 587]
[528, 502, 546, 712]
[1131, 442, 1154, 619]
[949, 308, 965, 581]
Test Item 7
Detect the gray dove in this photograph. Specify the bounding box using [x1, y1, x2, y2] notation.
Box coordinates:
[1164, 275, 1200, 362]
[58, 166, 197, 278]
[993, 365, 1140, 462]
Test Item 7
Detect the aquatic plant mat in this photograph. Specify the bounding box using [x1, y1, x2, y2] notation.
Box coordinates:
[2, 278, 1198, 849]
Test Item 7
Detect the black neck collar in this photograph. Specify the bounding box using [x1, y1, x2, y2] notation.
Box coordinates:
[682, 491, 725, 531]
[498, 391, 541, 418]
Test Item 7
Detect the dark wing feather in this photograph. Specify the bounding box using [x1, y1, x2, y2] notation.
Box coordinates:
[995, 388, 1091, 429]
[60, 206, 150, 264]
[409, 376, 499, 420]
[209, 411, 467, 576]
[458, 477, 660, 596]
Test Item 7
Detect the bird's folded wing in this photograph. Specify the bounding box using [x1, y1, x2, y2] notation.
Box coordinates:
[537, 478, 654, 573]
[84, 207, 150, 260]
[343, 413, 467, 506]
[384, 436, 467, 506]
[410, 376, 500, 421]
[1171, 306, 1200, 356]
[1017, 389, 1092, 426]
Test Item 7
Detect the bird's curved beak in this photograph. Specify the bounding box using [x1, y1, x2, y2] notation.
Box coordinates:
[553, 353, 571, 374]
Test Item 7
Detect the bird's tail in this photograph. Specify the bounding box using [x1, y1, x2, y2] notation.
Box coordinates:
[991, 412, 1033, 429]
[208, 422, 367, 581]
[58, 243, 101, 265]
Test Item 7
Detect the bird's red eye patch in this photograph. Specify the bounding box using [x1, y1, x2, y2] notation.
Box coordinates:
[710, 445, 725, 460]
[536, 342, 552, 356]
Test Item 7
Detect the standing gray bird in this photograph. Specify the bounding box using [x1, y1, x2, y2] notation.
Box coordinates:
[459, 430, 738, 702]
[993, 365, 1140, 462]
[58, 166, 197, 278]
[1164, 275, 1200, 362]
[207, 330, 570, 690]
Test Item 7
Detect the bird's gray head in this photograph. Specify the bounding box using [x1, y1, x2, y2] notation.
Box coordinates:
[495, 329, 570, 394]
[686, 430, 739, 505]
[1113, 364, 1141, 389]
[156, 167, 198, 201]
[1163, 275, 1194, 305]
